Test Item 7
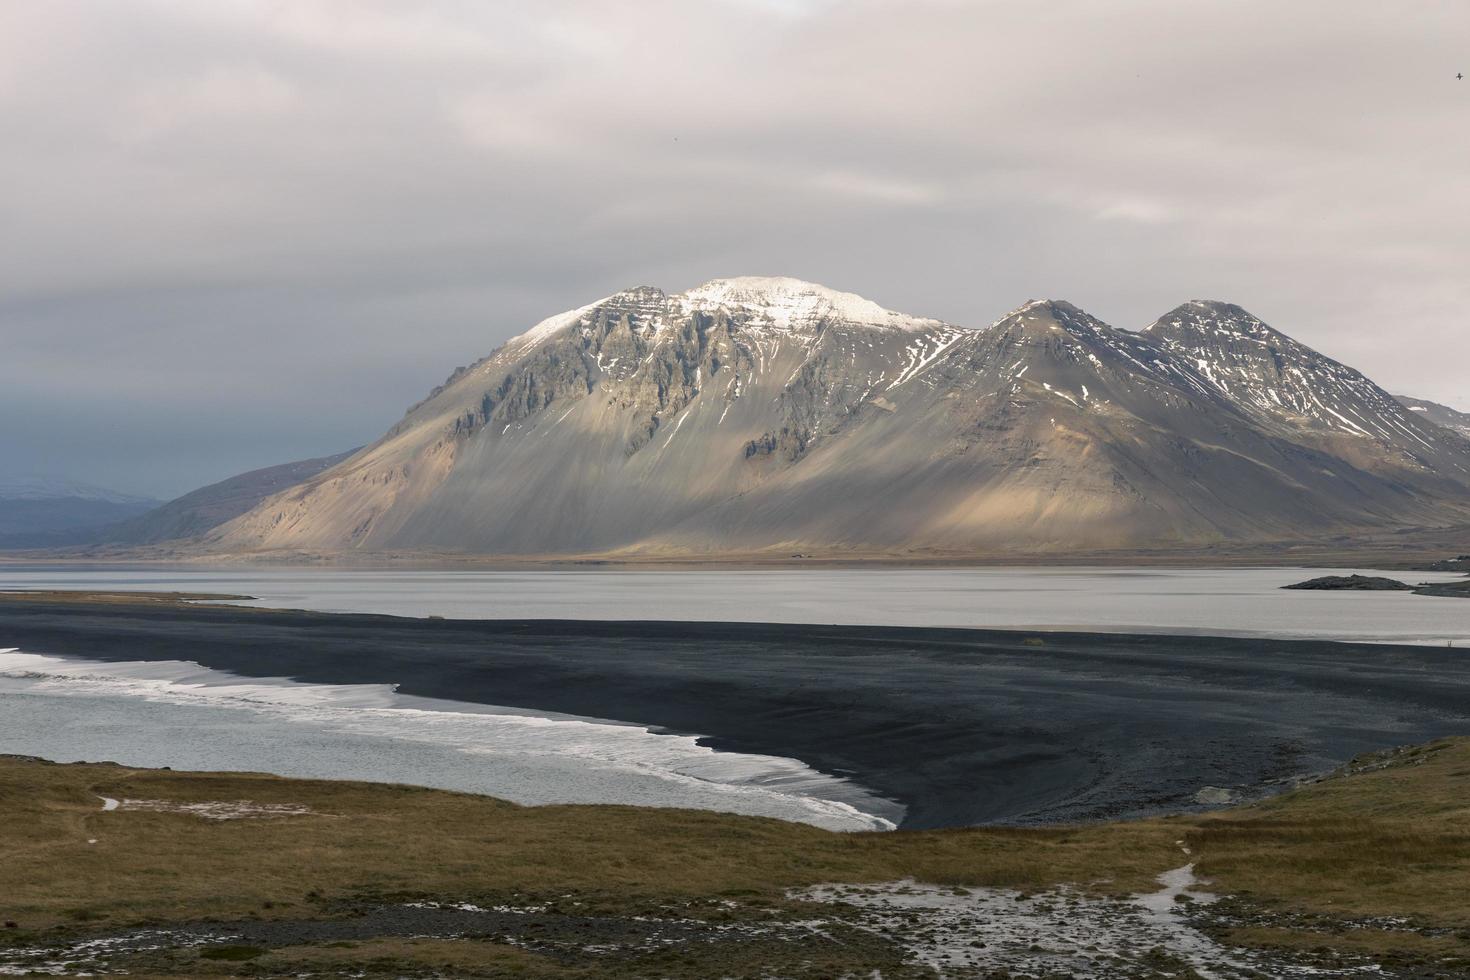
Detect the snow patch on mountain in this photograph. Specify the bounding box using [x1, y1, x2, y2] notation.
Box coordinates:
[499, 277, 946, 356]
[1395, 395, 1470, 438]
[1144, 301, 1442, 452]
[506, 292, 626, 349]
[678, 277, 946, 333]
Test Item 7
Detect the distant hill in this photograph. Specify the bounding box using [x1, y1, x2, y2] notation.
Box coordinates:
[0, 479, 160, 548]
[202, 278, 1470, 559]
[1396, 395, 1470, 439]
[99, 450, 358, 546]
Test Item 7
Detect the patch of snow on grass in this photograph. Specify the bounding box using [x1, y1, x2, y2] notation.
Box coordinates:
[794, 866, 1384, 978]
[106, 799, 313, 821]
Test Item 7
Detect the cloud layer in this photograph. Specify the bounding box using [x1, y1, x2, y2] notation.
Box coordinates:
[3, 0, 1466, 496]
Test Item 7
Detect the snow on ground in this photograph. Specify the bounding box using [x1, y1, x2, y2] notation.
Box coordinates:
[794, 860, 1386, 978]
[98, 796, 312, 821]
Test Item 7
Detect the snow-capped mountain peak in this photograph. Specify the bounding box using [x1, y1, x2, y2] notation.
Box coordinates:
[503, 277, 945, 352]
[678, 276, 945, 332]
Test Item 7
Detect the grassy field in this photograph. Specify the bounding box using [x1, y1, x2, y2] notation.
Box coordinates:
[3, 738, 1470, 976]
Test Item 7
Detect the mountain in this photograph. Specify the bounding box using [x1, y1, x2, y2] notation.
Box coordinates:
[208, 278, 1470, 559]
[1395, 395, 1470, 439]
[97, 450, 359, 546]
[1141, 302, 1470, 479]
[0, 479, 160, 547]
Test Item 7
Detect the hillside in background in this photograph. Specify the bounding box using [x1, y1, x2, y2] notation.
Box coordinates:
[0, 454, 355, 553]
[98, 450, 358, 547]
[1396, 395, 1470, 439]
[0, 480, 160, 549]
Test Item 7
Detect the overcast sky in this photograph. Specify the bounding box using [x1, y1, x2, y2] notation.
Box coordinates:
[3, 0, 1467, 498]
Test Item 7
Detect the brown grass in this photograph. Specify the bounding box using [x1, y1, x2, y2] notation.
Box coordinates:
[6, 738, 1470, 974]
[0, 758, 1180, 930]
[1186, 739, 1470, 925]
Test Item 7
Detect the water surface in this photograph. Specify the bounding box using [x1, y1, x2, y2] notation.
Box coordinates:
[1, 565, 1466, 644]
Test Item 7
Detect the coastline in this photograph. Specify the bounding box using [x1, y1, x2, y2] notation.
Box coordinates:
[0, 644, 901, 832]
[3, 520, 1470, 571]
[5, 592, 1470, 829]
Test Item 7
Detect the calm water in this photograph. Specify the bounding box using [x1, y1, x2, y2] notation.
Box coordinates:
[2, 565, 1465, 829]
[1, 565, 1466, 644]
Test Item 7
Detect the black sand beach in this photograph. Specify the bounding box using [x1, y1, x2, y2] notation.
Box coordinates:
[4, 595, 1470, 829]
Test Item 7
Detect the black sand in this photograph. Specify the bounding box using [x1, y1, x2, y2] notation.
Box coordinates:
[3, 597, 1470, 828]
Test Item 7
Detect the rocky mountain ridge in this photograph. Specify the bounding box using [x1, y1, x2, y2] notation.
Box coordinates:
[1144, 302, 1467, 478]
[207, 278, 1470, 559]
[1396, 395, 1470, 439]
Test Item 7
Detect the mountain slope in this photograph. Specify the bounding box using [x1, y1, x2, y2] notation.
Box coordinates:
[1396, 395, 1470, 439]
[209, 279, 1470, 558]
[1142, 301, 1470, 483]
[98, 450, 358, 546]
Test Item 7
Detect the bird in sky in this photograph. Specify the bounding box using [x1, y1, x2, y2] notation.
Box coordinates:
[1459, 72, 1465, 80]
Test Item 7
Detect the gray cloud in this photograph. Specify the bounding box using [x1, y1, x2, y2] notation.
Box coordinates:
[2, 0, 1466, 497]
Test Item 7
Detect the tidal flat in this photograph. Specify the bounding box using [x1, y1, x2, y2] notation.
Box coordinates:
[5, 592, 1470, 828]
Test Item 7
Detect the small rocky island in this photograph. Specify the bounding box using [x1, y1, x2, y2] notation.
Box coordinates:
[1284, 574, 1414, 591]
[1284, 573, 1470, 599]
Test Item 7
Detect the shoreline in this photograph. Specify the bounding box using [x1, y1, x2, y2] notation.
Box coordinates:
[5, 592, 1470, 829]
[0, 643, 903, 833]
[3, 526, 1470, 573]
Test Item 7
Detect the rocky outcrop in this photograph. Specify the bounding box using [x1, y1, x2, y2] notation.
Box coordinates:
[1283, 575, 1414, 591]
